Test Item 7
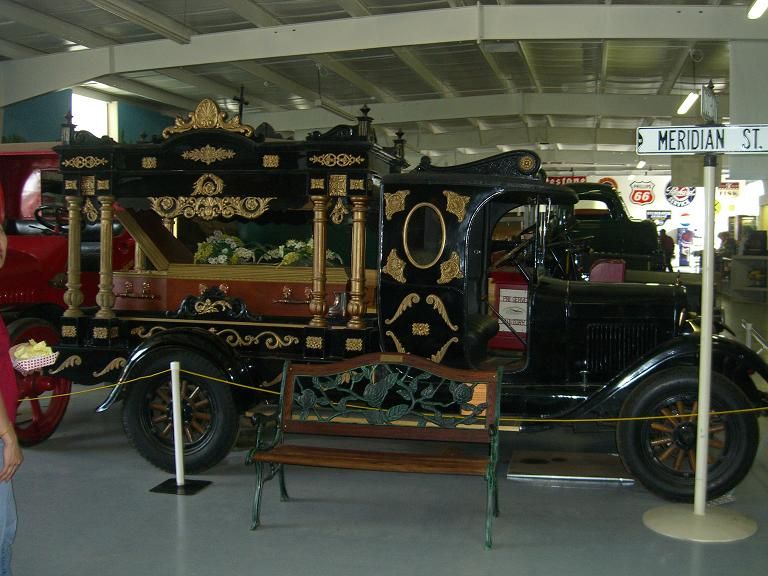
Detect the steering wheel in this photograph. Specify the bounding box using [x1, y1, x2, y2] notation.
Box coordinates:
[34, 205, 79, 235]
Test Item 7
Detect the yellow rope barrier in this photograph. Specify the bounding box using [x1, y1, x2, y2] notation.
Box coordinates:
[15, 364, 768, 424]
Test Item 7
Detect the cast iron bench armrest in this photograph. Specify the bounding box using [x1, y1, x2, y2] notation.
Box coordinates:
[247, 352, 502, 549]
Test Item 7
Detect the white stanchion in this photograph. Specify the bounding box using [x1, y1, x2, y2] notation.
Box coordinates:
[149, 361, 212, 495]
[643, 155, 757, 542]
[170, 361, 186, 488]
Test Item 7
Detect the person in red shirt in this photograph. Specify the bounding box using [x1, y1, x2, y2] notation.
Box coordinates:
[0, 224, 23, 576]
[659, 229, 675, 272]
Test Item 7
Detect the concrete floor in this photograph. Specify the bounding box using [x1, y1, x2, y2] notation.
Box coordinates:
[12, 295, 768, 575]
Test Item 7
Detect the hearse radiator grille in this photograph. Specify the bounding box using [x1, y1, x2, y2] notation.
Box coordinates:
[586, 323, 659, 374]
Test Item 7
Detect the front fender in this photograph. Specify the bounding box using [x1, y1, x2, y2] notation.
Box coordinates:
[97, 327, 245, 412]
[579, 334, 768, 416]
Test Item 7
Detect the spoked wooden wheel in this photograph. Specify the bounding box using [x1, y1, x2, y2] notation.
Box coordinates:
[8, 318, 71, 446]
[646, 397, 725, 476]
[617, 367, 758, 502]
[121, 350, 238, 473]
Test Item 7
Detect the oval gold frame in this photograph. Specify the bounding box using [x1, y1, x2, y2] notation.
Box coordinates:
[402, 202, 446, 269]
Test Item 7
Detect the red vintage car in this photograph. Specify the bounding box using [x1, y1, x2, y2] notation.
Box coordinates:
[0, 145, 133, 444]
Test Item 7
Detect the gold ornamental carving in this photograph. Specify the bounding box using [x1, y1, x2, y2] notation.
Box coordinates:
[431, 337, 459, 363]
[330, 198, 349, 225]
[97, 180, 110, 191]
[142, 156, 157, 169]
[132, 326, 167, 339]
[306, 336, 323, 350]
[310, 178, 325, 190]
[148, 196, 274, 221]
[345, 338, 363, 352]
[61, 325, 77, 338]
[64, 180, 78, 191]
[518, 154, 536, 173]
[81, 176, 96, 196]
[443, 190, 470, 222]
[329, 174, 347, 197]
[412, 322, 430, 336]
[49, 355, 82, 375]
[162, 98, 254, 138]
[83, 198, 98, 222]
[309, 153, 365, 168]
[384, 190, 409, 220]
[62, 156, 108, 169]
[182, 145, 236, 165]
[93, 357, 127, 377]
[426, 294, 459, 331]
[382, 249, 407, 284]
[209, 328, 299, 350]
[350, 179, 365, 191]
[437, 251, 464, 284]
[262, 155, 279, 168]
[192, 173, 225, 196]
[92, 326, 118, 339]
[385, 331, 407, 353]
[194, 298, 232, 315]
[384, 293, 420, 325]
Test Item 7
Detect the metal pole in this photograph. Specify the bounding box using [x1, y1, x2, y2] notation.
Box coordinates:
[170, 361, 185, 488]
[694, 154, 716, 516]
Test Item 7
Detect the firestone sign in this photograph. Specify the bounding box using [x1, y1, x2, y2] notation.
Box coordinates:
[636, 125, 768, 155]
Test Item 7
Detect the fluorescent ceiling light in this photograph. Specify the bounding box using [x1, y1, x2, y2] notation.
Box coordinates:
[677, 92, 699, 115]
[748, 0, 768, 19]
[636, 160, 646, 169]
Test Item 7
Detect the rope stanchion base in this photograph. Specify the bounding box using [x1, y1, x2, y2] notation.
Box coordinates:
[644, 504, 757, 542]
[150, 478, 212, 496]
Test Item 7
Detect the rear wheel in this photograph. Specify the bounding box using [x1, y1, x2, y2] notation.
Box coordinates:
[616, 367, 759, 502]
[8, 318, 71, 446]
[121, 350, 239, 473]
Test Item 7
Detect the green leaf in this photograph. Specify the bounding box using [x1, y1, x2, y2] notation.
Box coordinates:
[385, 404, 410, 422]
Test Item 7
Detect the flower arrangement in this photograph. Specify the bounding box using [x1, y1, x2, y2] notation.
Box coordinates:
[257, 238, 343, 267]
[194, 231, 256, 264]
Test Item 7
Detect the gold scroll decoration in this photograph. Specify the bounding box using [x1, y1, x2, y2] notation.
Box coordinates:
[162, 98, 254, 138]
[48, 354, 82, 375]
[437, 251, 463, 284]
[192, 173, 225, 196]
[384, 293, 420, 325]
[209, 328, 299, 350]
[382, 249, 407, 284]
[384, 190, 409, 220]
[182, 145, 236, 165]
[431, 337, 459, 363]
[443, 190, 470, 222]
[62, 156, 108, 169]
[309, 153, 365, 168]
[426, 294, 459, 331]
[330, 198, 349, 225]
[148, 196, 275, 221]
[83, 198, 98, 222]
[93, 357, 127, 377]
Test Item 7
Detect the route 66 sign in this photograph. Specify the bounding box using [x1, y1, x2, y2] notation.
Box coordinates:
[629, 181, 655, 205]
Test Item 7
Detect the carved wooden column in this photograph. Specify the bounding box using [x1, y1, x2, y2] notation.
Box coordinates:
[62, 195, 84, 318]
[309, 194, 328, 327]
[346, 195, 368, 329]
[95, 196, 116, 319]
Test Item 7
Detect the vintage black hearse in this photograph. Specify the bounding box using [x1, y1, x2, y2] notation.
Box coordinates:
[43, 99, 767, 502]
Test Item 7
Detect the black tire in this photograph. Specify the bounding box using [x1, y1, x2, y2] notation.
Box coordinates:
[616, 367, 759, 502]
[121, 350, 239, 473]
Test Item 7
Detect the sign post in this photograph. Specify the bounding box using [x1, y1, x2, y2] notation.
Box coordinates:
[637, 118, 764, 542]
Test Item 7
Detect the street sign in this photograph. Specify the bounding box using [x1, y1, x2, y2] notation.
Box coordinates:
[636, 125, 768, 155]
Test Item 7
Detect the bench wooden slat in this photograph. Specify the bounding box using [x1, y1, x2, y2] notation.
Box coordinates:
[251, 444, 489, 475]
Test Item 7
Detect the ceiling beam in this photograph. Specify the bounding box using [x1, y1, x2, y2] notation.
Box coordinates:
[84, 0, 195, 44]
[3, 5, 766, 106]
[0, 0, 114, 47]
[250, 92, 730, 131]
[0, 38, 44, 59]
[94, 76, 198, 110]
